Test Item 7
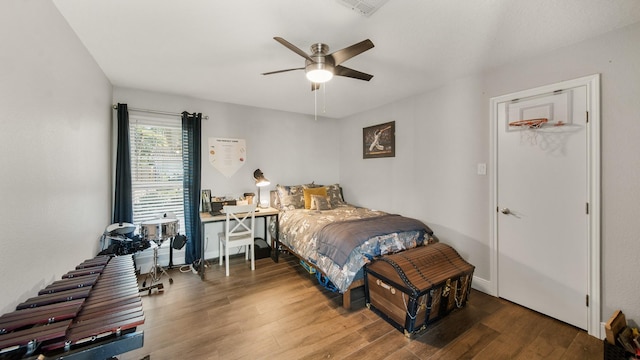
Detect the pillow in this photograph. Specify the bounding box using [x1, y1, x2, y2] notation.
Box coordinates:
[324, 183, 346, 207]
[269, 190, 280, 210]
[310, 194, 332, 210]
[276, 184, 305, 210]
[303, 187, 327, 209]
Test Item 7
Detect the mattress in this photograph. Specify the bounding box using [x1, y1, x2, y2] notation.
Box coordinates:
[277, 205, 429, 293]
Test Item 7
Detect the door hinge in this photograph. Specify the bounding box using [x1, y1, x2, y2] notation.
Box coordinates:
[586, 202, 589, 214]
[586, 294, 589, 307]
[586, 111, 589, 123]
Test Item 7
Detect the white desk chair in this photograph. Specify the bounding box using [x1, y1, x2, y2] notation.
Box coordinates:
[218, 204, 257, 276]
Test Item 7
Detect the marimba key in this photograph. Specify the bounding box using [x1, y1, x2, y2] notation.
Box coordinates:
[16, 287, 92, 310]
[38, 274, 100, 295]
[75, 256, 110, 269]
[0, 320, 71, 354]
[63, 265, 105, 278]
[0, 299, 83, 334]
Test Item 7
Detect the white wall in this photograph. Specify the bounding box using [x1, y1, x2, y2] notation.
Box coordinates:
[338, 77, 490, 280]
[0, 0, 112, 313]
[339, 22, 640, 324]
[113, 87, 340, 261]
[3, 0, 638, 328]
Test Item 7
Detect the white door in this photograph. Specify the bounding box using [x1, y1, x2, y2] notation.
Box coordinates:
[496, 84, 589, 329]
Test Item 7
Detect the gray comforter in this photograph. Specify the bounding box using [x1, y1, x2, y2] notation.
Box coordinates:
[275, 205, 432, 293]
[317, 214, 432, 267]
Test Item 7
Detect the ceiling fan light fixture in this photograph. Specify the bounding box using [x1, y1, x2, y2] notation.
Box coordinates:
[306, 49, 334, 83]
[264, 37, 374, 88]
[306, 68, 334, 83]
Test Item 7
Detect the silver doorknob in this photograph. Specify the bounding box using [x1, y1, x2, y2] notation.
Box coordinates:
[500, 208, 511, 214]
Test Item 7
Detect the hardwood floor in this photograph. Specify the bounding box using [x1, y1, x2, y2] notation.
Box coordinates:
[120, 253, 603, 360]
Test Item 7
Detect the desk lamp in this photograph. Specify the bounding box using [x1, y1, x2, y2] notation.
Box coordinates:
[253, 169, 270, 209]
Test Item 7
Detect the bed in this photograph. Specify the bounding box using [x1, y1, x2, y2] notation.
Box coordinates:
[269, 183, 437, 309]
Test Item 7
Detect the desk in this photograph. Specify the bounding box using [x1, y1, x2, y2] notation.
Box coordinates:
[198, 207, 279, 280]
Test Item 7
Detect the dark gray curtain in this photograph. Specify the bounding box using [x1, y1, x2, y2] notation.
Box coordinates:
[182, 111, 202, 265]
[113, 103, 133, 225]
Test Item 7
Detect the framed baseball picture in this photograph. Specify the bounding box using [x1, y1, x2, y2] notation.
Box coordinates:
[363, 121, 395, 159]
[201, 189, 212, 212]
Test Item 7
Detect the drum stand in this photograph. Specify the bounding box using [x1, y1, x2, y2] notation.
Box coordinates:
[168, 237, 175, 269]
[139, 240, 174, 295]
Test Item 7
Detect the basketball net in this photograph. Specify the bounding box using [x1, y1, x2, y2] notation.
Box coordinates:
[508, 118, 547, 145]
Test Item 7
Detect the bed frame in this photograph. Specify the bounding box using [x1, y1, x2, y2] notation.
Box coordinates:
[273, 240, 364, 310]
[265, 189, 442, 310]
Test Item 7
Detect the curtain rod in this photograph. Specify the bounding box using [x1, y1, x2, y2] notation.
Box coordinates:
[112, 104, 209, 120]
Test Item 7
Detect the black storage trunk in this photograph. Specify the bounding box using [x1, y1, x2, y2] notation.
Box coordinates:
[364, 243, 475, 337]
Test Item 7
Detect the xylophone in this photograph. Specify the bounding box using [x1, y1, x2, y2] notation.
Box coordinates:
[0, 255, 145, 360]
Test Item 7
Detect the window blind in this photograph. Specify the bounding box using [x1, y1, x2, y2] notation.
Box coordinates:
[129, 116, 185, 234]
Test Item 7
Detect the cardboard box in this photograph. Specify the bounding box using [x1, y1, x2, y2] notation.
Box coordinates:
[605, 310, 626, 345]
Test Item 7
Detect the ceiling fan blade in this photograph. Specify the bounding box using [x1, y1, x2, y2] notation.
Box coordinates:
[334, 65, 374, 81]
[311, 82, 321, 91]
[273, 37, 314, 62]
[329, 39, 374, 66]
[262, 67, 304, 76]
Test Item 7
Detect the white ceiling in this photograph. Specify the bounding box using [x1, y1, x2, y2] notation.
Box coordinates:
[52, 0, 640, 119]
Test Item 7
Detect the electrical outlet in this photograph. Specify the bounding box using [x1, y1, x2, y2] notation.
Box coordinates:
[477, 163, 487, 175]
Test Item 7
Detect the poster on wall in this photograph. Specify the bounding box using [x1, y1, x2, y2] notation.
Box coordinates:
[363, 121, 395, 159]
[208, 138, 246, 177]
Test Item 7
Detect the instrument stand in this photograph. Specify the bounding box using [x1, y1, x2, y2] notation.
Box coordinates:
[139, 281, 164, 295]
[168, 237, 175, 269]
[140, 241, 173, 295]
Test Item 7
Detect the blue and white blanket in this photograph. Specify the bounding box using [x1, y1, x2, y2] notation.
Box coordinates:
[277, 205, 432, 293]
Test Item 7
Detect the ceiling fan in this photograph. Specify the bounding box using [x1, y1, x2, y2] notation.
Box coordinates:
[262, 37, 375, 91]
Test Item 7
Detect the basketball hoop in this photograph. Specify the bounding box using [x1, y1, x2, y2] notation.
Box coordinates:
[508, 118, 548, 128]
[508, 118, 548, 145]
[508, 118, 569, 146]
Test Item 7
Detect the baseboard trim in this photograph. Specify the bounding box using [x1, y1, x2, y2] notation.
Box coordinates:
[471, 276, 492, 295]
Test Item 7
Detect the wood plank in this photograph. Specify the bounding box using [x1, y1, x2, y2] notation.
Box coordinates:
[116, 254, 604, 360]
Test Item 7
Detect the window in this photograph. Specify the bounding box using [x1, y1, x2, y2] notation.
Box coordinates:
[129, 115, 185, 234]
